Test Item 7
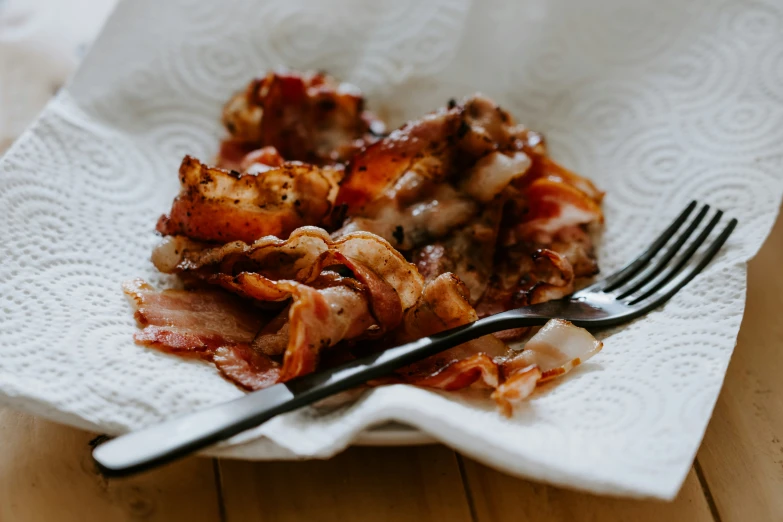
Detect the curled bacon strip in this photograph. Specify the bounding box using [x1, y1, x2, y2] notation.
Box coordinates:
[152, 227, 425, 313]
[156, 156, 339, 244]
[219, 71, 385, 166]
[273, 274, 375, 380]
[153, 227, 332, 280]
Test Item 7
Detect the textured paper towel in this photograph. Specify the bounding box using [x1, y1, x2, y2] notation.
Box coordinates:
[1, 0, 783, 499]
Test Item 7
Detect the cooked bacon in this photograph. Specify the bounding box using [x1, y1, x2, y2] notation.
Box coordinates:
[272, 274, 376, 380]
[214, 344, 281, 390]
[501, 157, 604, 246]
[460, 151, 531, 203]
[395, 274, 508, 389]
[412, 203, 506, 304]
[333, 95, 553, 305]
[155, 156, 340, 244]
[491, 320, 602, 414]
[525, 156, 604, 203]
[502, 318, 603, 383]
[334, 95, 531, 228]
[410, 353, 500, 390]
[241, 146, 285, 174]
[152, 227, 424, 316]
[336, 181, 479, 251]
[475, 247, 575, 318]
[123, 279, 263, 353]
[390, 275, 601, 414]
[132, 78, 607, 412]
[549, 225, 600, 278]
[514, 177, 603, 243]
[491, 365, 542, 417]
[122, 279, 281, 390]
[336, 106, 462, 213]
[153, 227, 332, 281]
[219, 71, 385, 166]
[152, 227, 426, 382]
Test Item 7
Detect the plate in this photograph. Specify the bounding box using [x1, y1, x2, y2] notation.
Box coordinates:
[354, 423, 436, 446]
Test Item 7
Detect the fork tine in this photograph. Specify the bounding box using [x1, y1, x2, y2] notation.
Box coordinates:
[615, 204, 710, 298]
[629, 218, 738, 308]
[588, 201, 697, 293]
[626, 210, 725, 303]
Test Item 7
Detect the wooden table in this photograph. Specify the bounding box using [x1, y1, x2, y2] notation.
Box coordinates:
[2, 211, 781, 522]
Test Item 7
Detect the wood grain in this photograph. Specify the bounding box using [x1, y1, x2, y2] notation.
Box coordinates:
[696, 205, 783, 522]
[217, 445, 473, 522]
[460, 457, 714, 522]
[0, 408, 221, 522]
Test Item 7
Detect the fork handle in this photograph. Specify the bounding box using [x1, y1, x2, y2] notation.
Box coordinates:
[93, 309, 548, 476]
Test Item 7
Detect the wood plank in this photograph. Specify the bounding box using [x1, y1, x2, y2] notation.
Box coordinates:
[218, 446, 473, 522]
[0, 408, 222, 522]
[461, 457, 714, 522]
[696, 205, 783, 522]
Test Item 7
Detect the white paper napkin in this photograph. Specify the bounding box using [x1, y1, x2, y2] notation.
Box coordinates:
[1, 0, 782, 499]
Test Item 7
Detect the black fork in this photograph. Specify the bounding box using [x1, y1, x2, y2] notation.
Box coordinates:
[93, 201, 737, 477]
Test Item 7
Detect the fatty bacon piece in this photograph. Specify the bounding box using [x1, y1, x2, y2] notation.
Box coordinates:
[122, 279, 280, 390]
[156, 156, 340, 244]
[218, 70, 385, 168]
[492, 319, 603, 416]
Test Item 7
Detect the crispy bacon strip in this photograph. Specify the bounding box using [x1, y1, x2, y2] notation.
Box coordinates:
[475, 246, 575, 318]
[272, 274, 376, 380]
[156, 156, 339, 244]
[123, 279, 263, 352]
[395, 274, 507, 389]
[214, 345, 281, 390]
[122, 279, 281, 390]
[220, 71, 385, 166]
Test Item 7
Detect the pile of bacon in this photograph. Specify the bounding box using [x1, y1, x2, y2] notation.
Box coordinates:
[125, 71, 606, 415]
